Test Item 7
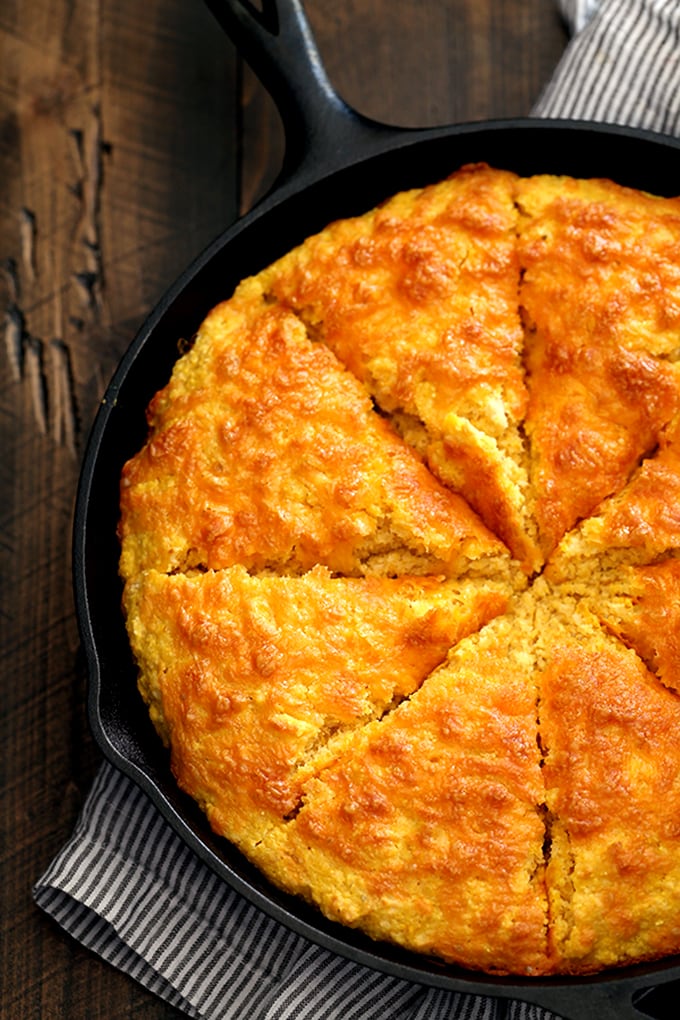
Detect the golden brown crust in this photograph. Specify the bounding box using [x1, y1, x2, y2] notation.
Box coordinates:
[541, 641, 680, 972]
[591, 416, 680, 554]
[523, 339, 680, 556]
[587, 559, 680, 693]
[516, 174, 680, 360]
[119, 295, 505, 582]
[123, 566, 508, 848]
[119, 164, 680, 977]
[518, 174, 680, 556]
[546, 414, 680, 583]
[251, 611, 549, 976]
[250, 163, 541, 573]
[255, 165, 526, 428]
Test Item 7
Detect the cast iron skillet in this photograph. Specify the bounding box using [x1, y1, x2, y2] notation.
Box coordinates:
[74, 1, 680, 1016]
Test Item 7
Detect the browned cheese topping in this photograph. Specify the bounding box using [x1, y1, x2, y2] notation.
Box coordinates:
[119, 164, 680, 976]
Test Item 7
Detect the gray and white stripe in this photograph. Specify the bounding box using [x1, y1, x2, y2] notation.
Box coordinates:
[34, 1, 680, 1016]
[533, 0, 680, 135]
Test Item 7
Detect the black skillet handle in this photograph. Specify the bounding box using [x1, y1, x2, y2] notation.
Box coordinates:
[516, 972, 679, 1020]
[203, 0, 402, 195]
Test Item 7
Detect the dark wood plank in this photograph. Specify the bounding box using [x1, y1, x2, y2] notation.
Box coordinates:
[1, 1, 238, 1017]
[1, 2, 567, 1017]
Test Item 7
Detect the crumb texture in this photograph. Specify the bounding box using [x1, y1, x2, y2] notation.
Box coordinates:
[119, 163, 680, 977]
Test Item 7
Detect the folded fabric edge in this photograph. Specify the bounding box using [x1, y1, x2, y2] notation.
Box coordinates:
[31, 788, 317, 1018]
[33, 884, 200, 1017]
[33, 880, 433, 1020]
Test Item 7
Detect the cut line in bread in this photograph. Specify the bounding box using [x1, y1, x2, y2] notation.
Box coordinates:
[245, 164, 541, 573]
[119, 296, 511, 585]
[122, 565, 509, 849]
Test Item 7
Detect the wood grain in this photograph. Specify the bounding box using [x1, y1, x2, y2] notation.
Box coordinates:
[0, 2, 567, 1016]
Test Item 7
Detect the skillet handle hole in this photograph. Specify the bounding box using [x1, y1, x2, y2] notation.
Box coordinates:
[632, 981, 680, 1020]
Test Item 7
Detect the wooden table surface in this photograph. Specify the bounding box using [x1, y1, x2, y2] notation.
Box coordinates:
[0, 2, 568, 1016]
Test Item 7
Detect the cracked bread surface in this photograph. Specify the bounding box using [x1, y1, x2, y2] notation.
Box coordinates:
[250, 601, 549, 976]
[539, 627, 680, 972]
[118, 293, 509, 583]
[119, 163, 680, 976]
[245, 163, 541, 575]
[123, 566, 509, 849]
[517, 174, 680, 558]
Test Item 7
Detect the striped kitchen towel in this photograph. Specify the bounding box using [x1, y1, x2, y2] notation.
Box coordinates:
[34, 1, 680, 1018]
[533, 0, 680, 132]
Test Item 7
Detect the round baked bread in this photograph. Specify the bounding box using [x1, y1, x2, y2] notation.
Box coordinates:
[119, 163, 680, 976]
